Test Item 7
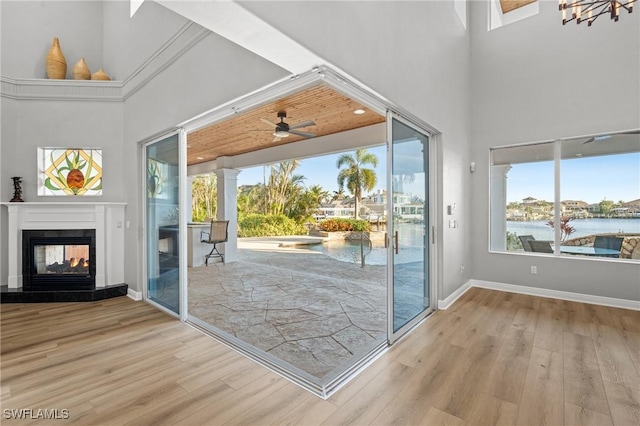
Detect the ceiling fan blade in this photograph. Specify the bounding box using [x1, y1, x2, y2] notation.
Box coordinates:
[288, 130, 315, 138]
[260, 118, 278, 127]
[289, 120, 316, 130]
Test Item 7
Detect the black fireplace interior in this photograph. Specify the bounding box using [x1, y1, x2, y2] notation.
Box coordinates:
[22, 229, 96, 291]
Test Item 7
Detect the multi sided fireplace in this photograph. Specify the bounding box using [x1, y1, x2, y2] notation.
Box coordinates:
[22, 229, 96, 291]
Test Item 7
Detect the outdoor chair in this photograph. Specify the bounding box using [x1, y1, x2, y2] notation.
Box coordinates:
[200, 220, 229, 265]
[594, 235, 623, 258]
[529, 240, 553, 253]
[518, 235, 536, 252]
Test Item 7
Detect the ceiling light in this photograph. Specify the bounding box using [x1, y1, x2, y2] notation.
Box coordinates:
[354, 109, 366, 115]
[273, 130, 290, 138]
[559, 0, 636, 26]
[197, 156, 204, 160]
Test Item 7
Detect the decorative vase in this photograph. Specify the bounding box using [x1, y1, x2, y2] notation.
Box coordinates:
[91, 69, 111, 81]
[10, 177, 24, 202]
[72, 58, 91, 80]
[45, 37, 67, 79]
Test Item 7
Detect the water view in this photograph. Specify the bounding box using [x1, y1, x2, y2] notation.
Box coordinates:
[308, 223, 425, 265]
[507, 218, 640, 241]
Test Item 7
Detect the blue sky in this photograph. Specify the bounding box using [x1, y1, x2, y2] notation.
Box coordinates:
[507, 152, 640, 204]
[238, 148, 639, 205]
[237, 145, 388, 196]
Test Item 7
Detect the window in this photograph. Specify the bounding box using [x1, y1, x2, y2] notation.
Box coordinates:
[490, 131, 640, 260]
[489, 0, 539, 30]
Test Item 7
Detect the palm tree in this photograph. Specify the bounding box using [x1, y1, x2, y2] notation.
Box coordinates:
[331, 188, 346, 201]
[336, 149, 378, 218]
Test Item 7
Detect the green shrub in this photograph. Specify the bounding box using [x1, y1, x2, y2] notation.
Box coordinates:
[318, 218, 371, 232]
[238, 214, 306, 237]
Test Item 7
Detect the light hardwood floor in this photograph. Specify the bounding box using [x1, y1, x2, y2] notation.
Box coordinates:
[1, 287, 639, 425]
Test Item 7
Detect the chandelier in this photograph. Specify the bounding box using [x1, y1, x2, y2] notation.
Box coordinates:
[559, 0, 636, 25]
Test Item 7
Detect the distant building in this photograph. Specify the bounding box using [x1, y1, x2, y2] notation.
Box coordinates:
[522, 197, 537, 204]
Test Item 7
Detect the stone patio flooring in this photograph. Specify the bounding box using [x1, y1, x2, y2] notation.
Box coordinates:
[187, 236, 387, 379]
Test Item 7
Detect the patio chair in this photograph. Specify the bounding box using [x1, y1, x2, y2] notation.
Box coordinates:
[200, 220, 229, 265]
[518, 235, 536, 252]
[594, 235, 623, 258]
[529, 240, 553, 253]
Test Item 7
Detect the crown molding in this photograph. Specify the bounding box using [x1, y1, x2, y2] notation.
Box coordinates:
[121, 22, 210, 100]
[0, 22, 210, 102]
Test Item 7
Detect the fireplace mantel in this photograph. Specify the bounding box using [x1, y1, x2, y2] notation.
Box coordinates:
[1, 202, 126, 289]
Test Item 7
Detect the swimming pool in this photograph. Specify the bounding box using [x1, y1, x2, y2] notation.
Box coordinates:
[307, 239, 423, 265]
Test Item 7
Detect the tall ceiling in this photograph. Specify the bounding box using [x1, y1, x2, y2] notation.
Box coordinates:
[186, 84, 386, 166]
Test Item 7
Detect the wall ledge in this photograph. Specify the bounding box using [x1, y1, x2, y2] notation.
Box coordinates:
[0, 22, 210, 102]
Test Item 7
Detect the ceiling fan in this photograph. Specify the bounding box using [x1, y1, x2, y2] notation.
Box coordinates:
[260, 112, 316, 142]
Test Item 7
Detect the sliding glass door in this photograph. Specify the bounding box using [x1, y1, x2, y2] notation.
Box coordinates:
[387, 113, 434, 343]
[145, 133, 181, 314]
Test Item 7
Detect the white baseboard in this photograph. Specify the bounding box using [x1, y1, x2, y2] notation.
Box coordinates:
[437, 279, 640, 311]
[470, 279, 640, 311]
[437, 280, 472, 310]
[127, 289, 142, 301]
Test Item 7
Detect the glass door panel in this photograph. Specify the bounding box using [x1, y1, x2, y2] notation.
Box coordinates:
[388, 114, 432, 342]
[146, 133, 180, 314]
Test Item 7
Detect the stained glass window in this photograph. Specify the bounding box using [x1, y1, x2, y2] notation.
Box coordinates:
[38, 148, 103, 196]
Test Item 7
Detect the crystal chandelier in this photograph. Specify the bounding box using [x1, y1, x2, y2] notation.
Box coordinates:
[559, 0, 636, 25]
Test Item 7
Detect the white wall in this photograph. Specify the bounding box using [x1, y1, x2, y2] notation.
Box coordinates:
[0, 1, 104, 79]
[102, 1, 190, 81]
[237, 0, 473, 300]
[470, 1, 640, 300]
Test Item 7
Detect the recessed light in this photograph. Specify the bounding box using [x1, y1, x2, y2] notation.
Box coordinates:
[354, 109, 365, 115]
[197, 156, 204, 160]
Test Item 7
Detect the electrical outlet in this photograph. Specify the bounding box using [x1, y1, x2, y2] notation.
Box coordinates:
[530, 266, 537, 274]
[460, 264, 465, 273]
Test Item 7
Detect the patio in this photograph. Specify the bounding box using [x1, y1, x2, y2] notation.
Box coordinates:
[187, 237, 388, 379]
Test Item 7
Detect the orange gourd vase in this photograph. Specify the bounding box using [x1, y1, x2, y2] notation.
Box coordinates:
[72, 58, 91, 80]
[46, 37, 67, 79]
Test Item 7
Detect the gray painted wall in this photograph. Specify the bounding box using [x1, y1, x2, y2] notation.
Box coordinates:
[469, 1, 640, 300]
[102, 1, 190, 81]
[1, 1, 104, 79]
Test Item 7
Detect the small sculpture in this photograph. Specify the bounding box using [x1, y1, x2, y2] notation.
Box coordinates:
[10, 177, 24, 202]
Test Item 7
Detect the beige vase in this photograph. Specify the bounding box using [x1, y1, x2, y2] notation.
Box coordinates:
[45, 37, 67, 79]
[91, 69, 111, 81]
[72, 58, 91, 80]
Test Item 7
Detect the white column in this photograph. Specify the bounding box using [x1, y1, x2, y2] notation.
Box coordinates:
[7, 205, 20, 288]
[214, 167, 241, 263]
[490, 165, 511, 251]
[94, 205, 106, 287]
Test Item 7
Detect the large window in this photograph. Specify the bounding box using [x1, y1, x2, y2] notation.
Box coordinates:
[490, 131, 640, 260]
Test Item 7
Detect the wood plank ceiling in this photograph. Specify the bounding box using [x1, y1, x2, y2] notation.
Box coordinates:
[500, 0, 537, 13]
[187, 85, 386, 166]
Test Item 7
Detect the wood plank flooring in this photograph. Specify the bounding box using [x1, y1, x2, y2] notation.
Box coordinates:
[2, 287, 639, 425]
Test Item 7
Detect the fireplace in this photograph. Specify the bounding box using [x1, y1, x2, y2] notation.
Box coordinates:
[22, 229, 96, 291]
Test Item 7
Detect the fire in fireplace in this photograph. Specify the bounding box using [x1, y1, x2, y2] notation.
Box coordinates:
[22, 229, 96, 291]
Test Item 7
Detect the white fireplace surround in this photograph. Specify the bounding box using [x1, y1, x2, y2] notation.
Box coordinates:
[2, 202, 126, 289]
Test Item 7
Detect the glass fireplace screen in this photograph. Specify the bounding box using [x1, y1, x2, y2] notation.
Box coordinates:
[35, 244, 90, 275]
